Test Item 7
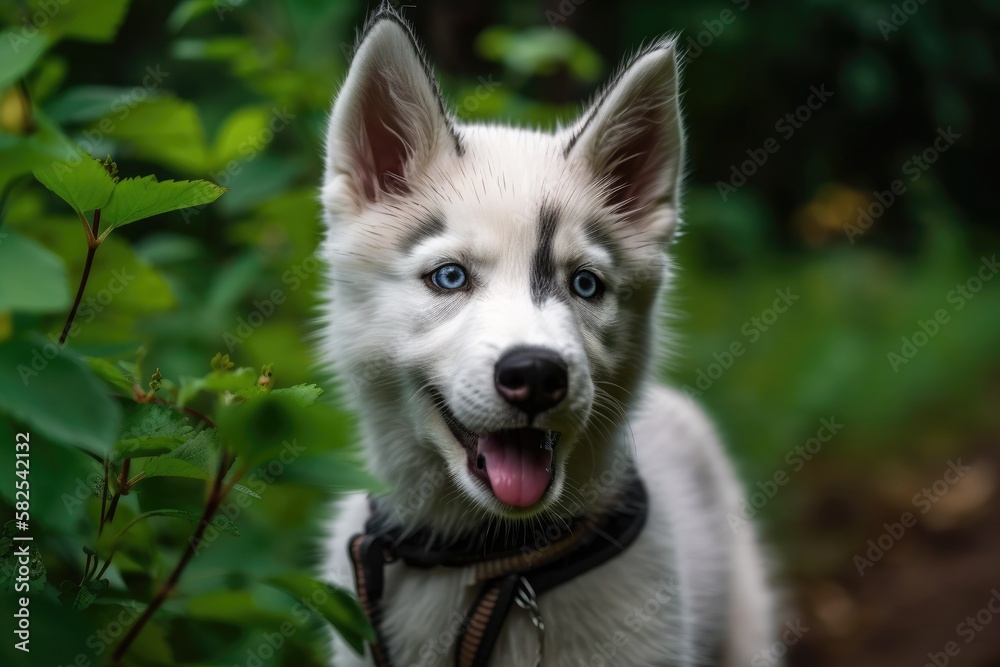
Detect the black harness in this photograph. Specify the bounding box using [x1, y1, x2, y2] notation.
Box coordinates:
[348, 477, 649, 667]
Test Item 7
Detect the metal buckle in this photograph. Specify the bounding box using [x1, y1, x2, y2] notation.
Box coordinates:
[515, 577, 545, 667]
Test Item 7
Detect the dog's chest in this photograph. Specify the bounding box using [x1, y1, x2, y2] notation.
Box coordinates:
[375, 539, 687, 667]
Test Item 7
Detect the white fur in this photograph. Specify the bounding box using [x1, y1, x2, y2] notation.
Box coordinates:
[318, 7, 776, 666]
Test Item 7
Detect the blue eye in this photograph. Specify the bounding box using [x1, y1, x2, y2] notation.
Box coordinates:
[428, 263, 469, 291]
[571, 270, 602, 299]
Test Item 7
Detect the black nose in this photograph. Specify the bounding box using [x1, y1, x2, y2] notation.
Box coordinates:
[494, 347, 568, 418]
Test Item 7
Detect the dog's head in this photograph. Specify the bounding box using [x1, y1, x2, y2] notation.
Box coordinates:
[320, 6, 683, 529]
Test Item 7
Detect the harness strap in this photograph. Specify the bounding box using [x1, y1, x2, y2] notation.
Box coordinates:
[456, 575, 519, 667]
[349, 534, 392, 667]
[348, 478, 649, 667]
[456, 480, 649, 667]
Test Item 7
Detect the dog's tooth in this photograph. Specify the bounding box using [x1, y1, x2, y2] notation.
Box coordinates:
[541, 432, 555, 450]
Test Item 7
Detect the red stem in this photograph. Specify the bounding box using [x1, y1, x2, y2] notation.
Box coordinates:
[59, 209, 101, 345]
[109, 451, 232, 665]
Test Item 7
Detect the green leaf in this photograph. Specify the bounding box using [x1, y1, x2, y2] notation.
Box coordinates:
[0, 110, 80, 191]
[167, 0, 219, 32]
[137, 429, 217, 480]
[185, 589, 291, 625]
[33, 155, 116, 215]
[217, 393, 352, 469]
[100, 175, 226, 233]
[178, 366, 258, 405]
[210, 105, 271, 165]
[44, 85, 161, 124]
[135, 456, 205, 479]
[267, 573, 374, 654]
[107, 97, 211, 173]
[139, 509, 239, 536]
[58, 577, 109, 611]
[278, 450, 384, 493]
[0, 339, 122, 455]
[270, 383, 323, 406]
[0, 230, 70, 313]
[0, 29, 49, 91]
[85, 357, 137, 393]
[39, 0, 133, 43]
[115, 403, 193, 458]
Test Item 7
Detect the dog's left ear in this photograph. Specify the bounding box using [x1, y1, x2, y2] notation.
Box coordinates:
[564, 40, 684, 242]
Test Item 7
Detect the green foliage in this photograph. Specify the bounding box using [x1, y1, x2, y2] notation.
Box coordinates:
[267, 573, 375, 655]
[0, 340, 122, 454]
[0, 0, 995, 665]
[99, 174, 226, 233]
[0, 230, 70, 312]
[0, 2, 374, 664]
[0, 28, 47, 90]
[33, 154, 116, 215]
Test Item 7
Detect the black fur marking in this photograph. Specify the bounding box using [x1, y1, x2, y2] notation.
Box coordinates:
[357, 2, 464, 157]
[531, 205, 560, 307]
[399, 215, 446, 252]
[562, 39, 676, 159]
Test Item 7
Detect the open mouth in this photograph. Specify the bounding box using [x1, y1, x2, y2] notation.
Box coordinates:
[431, 389, 560, 508]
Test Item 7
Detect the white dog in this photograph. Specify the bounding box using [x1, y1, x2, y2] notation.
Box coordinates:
[319, 5, 776, 666]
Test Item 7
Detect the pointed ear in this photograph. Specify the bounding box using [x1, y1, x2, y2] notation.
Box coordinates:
[564, 40, 684, 241]
[325, 8, 461, 209]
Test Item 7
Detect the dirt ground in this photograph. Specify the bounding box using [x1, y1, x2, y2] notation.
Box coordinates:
[784, 444, 1000, 667]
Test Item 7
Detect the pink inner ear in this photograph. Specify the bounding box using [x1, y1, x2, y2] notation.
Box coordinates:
[357, 82, 412, 203]
[603, 105, 668, 218]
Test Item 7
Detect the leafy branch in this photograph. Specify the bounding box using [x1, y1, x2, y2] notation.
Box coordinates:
[109, 449, 236, 665]
[31, 156, 226, 346]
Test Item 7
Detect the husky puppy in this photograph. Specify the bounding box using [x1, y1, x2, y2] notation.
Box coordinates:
[320, 6, 775, 666]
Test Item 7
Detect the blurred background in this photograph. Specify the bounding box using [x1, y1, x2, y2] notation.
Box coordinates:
[1, 0, 998, 665]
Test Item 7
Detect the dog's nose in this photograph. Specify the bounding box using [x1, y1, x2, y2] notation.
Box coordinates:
[494, 347, 568, 418]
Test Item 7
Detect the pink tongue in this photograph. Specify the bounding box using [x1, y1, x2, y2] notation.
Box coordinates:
[477, 430, 553, 507]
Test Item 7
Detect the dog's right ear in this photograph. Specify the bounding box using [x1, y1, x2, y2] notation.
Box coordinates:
[325, 6, 461, 210]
